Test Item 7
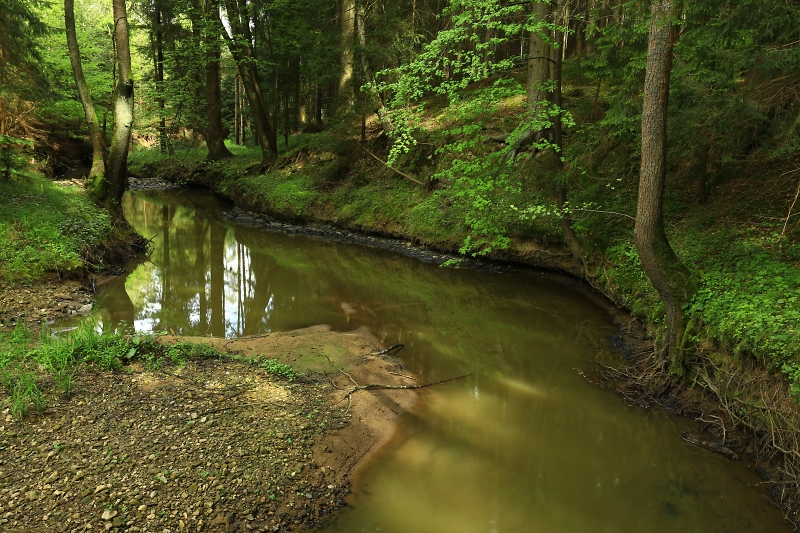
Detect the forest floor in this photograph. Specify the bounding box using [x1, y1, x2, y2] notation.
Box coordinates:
[0, 326, 418, 533]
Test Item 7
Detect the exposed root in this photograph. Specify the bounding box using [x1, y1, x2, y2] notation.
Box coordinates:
[597, 343, 800, 521]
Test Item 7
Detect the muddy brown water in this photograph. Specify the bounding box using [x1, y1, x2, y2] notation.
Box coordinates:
[95, 189, 787, 532]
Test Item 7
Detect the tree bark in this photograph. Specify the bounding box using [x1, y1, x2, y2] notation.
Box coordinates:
[339, 0, 355, 108]
[509, 1, 551, 159]
[65, 0, 106, 200]
[355, 0, 392, 133]
[153, 0, 167, 153]
[222, 0, 278, 164]
[633, 0, 696, 375]
[105, 0, 134, 219]
[204, 0, 232, 161]
[552, 15, 586, 272]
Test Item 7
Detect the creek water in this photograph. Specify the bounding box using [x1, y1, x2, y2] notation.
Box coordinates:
[96, 189, 787, 533]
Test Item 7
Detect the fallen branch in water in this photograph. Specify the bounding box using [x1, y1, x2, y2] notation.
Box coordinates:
[343, 374, 470, 397]
[371, 344, 404, 356]
[681, 430, 739, 460]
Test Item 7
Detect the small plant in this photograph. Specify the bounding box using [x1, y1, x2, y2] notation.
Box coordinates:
[37, 330, 81, 399]
[258, 358, 297, 381]
[4, 365, 46, 418]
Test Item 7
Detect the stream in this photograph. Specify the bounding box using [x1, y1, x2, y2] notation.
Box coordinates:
[94, 189, 787, 532]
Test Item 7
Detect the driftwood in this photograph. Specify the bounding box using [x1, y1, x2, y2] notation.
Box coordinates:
[681, 430, 739, 460]
[343, 374, 470, 397]
[371, 344, 404, 356]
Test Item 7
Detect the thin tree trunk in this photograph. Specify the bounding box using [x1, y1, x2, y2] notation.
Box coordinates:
[222, 0, 277, 164]
[106, 0, 134, 219]
[315, 83, 323, 128]
[634, 0, 696, 375]
[697, 143, 709, 204]
[355, 0, 392, 132]
[65, 0, 106, 200]
[552, 15, 586, 272]
[284, 57, 290, 147]
[155, 1, 168, 153]
[234, 72, 240, 144]
[340, 0, 355, 108]
[204, 0, 233, 161]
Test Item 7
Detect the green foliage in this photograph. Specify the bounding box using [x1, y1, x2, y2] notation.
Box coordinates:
[687, 243, 800, 393]
[1, 364, 46, 419]
[257, 358, 297, 381]
[0, 173, 113, 280]
[163, 341, 221, 366]
[0, 0, 47, 92]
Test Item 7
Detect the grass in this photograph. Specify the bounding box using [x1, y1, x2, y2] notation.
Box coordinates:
[0, 323, 300, 420]
[0, 170, 114, 280]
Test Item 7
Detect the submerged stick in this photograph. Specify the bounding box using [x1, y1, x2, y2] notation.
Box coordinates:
[681, 430, 739, 460]
[371, 344, 404, 356]
[344, 374, 470, 397]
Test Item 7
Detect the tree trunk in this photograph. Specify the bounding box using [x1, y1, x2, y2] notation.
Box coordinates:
[339, 0, 355, 108]
[65, 0, 106, 200]
[697, 143, 709, 204]
[234, 72, 240, 144]
[222, 0, 277, 164]
[509, 1, 551, 159]
[105, 0, 134, 219]
[154, 0, 167, 153]
[284, 57, 290, 147]
[634, 0, 696, 375]
[315, 83, 323, 128]
[552, 15, 586, 272]
[355, 0, 392, 133]
[204, 0, 232, 161]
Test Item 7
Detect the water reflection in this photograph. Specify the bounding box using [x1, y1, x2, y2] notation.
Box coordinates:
[100, 189, 788, 533]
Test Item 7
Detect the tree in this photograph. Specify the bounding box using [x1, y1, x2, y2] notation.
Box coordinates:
[633, 0, 696, 375]
[222, 0, 278, 165]
[339, 0, 355, 108]
[203, 0, 232, 161]
[105, 0, 135, 218]
[551, 0, 586, 272]
[65, 0, 106, 198]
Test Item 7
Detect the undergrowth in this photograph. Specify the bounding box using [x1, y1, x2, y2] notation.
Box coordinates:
[0, 170, 113, 280]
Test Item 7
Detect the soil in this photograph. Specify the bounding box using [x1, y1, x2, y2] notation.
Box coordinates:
[0, 326, 418, 533]
[0, 272, 129, 334]
[0, 278, 95, 333]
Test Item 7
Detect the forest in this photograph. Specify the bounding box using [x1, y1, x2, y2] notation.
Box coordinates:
[1, 0, 800, 530]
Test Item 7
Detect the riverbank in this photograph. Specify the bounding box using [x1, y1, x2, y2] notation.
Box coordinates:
[0, 172, 146, 332]
[0, 326, 419, 532]
[128, 130, 800, 519]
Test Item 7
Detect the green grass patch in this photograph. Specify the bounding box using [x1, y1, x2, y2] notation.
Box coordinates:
[0, 323, 302, 419]
[0, 173, 113, 280]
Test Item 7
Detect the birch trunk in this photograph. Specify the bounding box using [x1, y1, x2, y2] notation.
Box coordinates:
[105, 0, 134, 218]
